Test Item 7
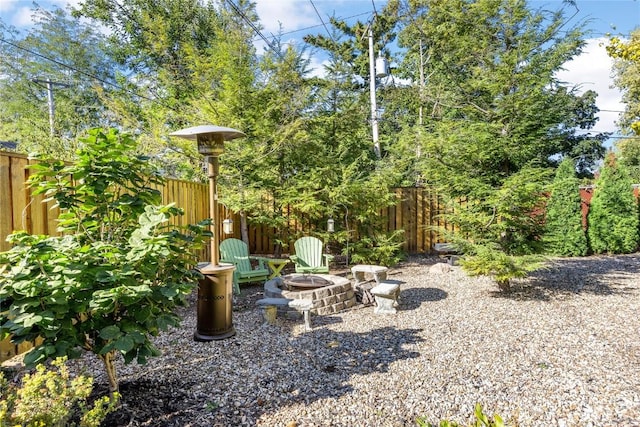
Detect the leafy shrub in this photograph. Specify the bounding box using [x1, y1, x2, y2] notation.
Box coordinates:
[0, 128, 209, 397]
[416, 403, 504, 427]
[348, 230, 405, 266]
[0, 357, 118, 427]
[587, 153, 639, 254]
[543, 158, 588, 256]
[458, 243, 546, 292]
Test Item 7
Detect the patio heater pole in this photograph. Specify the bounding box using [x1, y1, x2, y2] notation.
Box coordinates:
[208, 148, 220, 266]
[170, 125, 245, 341]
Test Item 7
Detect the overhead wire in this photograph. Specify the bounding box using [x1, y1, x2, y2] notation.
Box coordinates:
[252, 11, 372, 45]
[309, 0, 334, 41]
[225, 0, 285, 60]
[0, 36, 180, 112]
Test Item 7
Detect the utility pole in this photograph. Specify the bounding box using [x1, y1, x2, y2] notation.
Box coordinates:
[32, 78, 69, 137]
[368, 26, 381, 159]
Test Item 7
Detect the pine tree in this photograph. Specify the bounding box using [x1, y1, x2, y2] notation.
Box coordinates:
[544, 158, 589, 256]
[587, 153, 640, 254]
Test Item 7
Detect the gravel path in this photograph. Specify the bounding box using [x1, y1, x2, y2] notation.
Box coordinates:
[76, 254, 640, 426]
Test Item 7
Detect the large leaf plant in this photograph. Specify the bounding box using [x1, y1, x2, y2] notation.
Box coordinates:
[0, 128, 209, 397]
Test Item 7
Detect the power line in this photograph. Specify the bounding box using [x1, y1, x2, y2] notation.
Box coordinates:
[225, 0, 284, 60]
[0, 37, 179, 112]
[252, 11, 372, 44]
[309, 0, 334, 41]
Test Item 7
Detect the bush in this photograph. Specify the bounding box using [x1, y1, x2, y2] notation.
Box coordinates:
[0, 128, 209, 397]
[348, 230, 406, 266]
[458, 243, 546, 292]
[0, 357, 118, 427]
[443, 167, 550, 290]
[416, 403, 505, 427]
[543, 158, 588, 256]
[587, 153, 639, 254]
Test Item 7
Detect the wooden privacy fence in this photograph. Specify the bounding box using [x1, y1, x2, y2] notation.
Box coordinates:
[0, 151, 450, 258]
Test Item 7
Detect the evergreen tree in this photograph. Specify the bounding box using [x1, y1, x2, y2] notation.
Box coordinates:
[587, 153, 640, 254]
[388, 0, 607, 289]
[544, 158, 588, 256]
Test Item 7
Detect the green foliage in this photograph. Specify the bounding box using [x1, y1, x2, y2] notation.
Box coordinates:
[439, 168, 550, 290]
[616, 137, 640, 182]
[0, 128, 209, 395]
[0, 7, 116, 158]
[0, 357, 119, 427]
[543, 158, 589, 256]
[416, 403, 505, 427]
[587, 154, 640, 254]
[348, 230, 405, 267]
[458, 243, 546, 292]
[383, 0, 600, 289]
[608, 30, 640, 136]
[394, 0, 605, 184]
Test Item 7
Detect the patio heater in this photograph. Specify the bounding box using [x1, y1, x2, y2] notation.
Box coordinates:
[170, 124, 245, 341]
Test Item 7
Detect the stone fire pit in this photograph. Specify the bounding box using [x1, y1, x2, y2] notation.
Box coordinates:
[264, 273, 356, 316]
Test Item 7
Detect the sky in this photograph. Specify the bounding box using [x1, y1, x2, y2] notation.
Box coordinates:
[0, 0, 639, 138]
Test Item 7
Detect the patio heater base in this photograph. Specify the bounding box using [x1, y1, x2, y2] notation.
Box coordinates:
[194, 263, 236, 341]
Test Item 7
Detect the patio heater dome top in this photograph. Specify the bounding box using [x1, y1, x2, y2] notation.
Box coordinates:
[169, 125, 246, 141]
[170, 124, 245, 156]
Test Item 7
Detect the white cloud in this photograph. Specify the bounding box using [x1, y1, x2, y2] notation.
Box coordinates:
[11, 6, 33, 26]
[0, 0, 21, 13]
[556, 37, 623, 134]
[254, 0, 320, 38]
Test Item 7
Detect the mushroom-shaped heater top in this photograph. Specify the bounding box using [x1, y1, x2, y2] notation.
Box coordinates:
[169, 125, 245, 156]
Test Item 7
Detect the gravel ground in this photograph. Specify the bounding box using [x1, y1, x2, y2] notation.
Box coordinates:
[72, 254, 640, 427]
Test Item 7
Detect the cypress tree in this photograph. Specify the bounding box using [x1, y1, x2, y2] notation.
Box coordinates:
[587, 153, 640, 254]
[544, 158, 589, 256]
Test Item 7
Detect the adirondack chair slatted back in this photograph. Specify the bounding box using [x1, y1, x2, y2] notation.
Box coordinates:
[220, 238, 252, 271]
[219, 238, 269, 294]
[294, 237, 325, 268]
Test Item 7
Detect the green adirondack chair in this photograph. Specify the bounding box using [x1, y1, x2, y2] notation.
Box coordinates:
[289, 236, 334, 274]
[219, 238, 270, 294]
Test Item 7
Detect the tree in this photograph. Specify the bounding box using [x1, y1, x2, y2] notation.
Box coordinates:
[0, 128, 209, 397]
[0, 7, 116, 158]
[587, 153, 639, 254]
[387, 0, 606, 289]
[608, 29, 640, 181]
[608, 30, 640, 135]
[296, 1, 404, 262]
[543, 158, 588, 256]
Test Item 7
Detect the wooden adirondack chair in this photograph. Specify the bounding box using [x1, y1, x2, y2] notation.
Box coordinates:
[219, 238, 270, 294]
[289, 236, 334, 274]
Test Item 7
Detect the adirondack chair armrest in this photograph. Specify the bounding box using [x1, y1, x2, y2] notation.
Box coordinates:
[323, 254, 334, 265]
[220, 256, 234, 265]
[289, 255, 299, 263]
[249, 256, 267, 269]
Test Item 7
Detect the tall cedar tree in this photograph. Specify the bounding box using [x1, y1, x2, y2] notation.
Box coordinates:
[587, 153, 640, 254]
[544, 158, 588, 256]
[384, 0, 608, 289]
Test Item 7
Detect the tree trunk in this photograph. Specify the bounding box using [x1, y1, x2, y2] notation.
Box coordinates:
[496, 279, 511, 293]
[100, 350, 119, 398]
[240, 211, 249, 245]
